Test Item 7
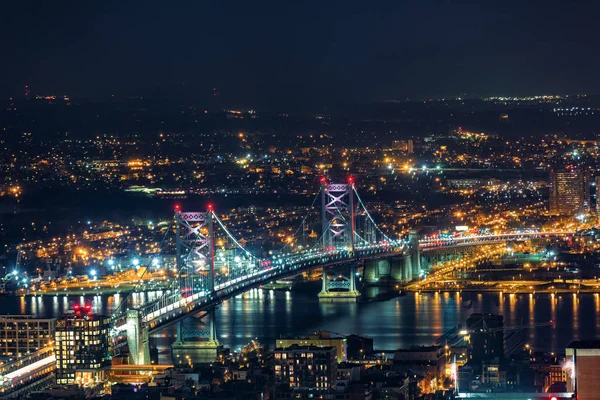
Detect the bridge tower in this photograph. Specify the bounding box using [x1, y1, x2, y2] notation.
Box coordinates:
[171, 308, 222, 366]
[126, 308, 151, 365]
[318, 179, 360, 302]
[175, 207, 216, 294]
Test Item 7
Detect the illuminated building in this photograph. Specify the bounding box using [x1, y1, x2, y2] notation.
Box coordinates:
[0, 315, 55, 357]
[545, 364, 567, 392]
[54, 306, 111, 388]
[276, 331, 346, 363]
[391, 139, 414, 154]
[273, 345, 337, 397]
[549, 169, 590, 215]
[566, 340, 600, 399]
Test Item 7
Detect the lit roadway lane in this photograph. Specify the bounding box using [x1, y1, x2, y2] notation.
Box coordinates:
[0, 355, 55, 394]
[119, 243, 404, 332]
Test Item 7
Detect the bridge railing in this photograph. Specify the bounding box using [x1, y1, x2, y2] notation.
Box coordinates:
[116, 231, 575, 329]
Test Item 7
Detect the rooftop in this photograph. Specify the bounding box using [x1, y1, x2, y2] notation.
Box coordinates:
[566, 340, 600, 349]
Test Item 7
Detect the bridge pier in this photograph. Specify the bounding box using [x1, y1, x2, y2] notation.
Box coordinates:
[408, 229, 421, 277]
[171, 308, 222, 366]
[126, 308, 151, 365]
[318, 265, 360, 302]
[364, 255, 416, 285]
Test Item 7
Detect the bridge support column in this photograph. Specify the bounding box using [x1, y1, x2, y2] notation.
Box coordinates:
[126, 308, 150, 365]
[171, 308, 222, 366]
[408, 229, 421, 279]
[318, 264, 360, 303]
[390, 256, 404, 282]
[321, 267, 328, 292]
[363, 258, 390, 284]
[349, 264, 356, 292]
[363, 259, 379, 284]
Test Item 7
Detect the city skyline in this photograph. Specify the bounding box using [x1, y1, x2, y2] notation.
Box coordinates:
[2, 2, 600, 399]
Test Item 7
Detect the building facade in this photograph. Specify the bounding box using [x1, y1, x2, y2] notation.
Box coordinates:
[273, 345, 337, 396]
[276, 331, 347, 363]
[549, 169, 590, 215]
[0, 315, 55, 357]
[566, 340, 600, 399]
[55, 307, 111, 388]
[466, 313, 504, 364]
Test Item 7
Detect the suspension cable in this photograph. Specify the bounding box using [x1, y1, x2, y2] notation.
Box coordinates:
[353, 187, 393, 242]
[279, 187, 322, 253]
[112, 216, 174, 320]
[212, 212, 259, 260]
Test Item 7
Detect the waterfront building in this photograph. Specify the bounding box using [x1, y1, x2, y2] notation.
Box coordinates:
[276, 331, 347, 363]
[549, 169, 590, 215]
[273, 345, 337, 396]
[466, 313, 504, 364]
[54, 305, 111, 390]
[393, 346, 446, 385]
[0, 315, 55, 357]
[346, 334, 374, 360]
[566, 340, 600, 399]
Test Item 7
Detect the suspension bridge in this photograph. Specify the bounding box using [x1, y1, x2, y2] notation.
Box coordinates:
[108, 179, 573, 365]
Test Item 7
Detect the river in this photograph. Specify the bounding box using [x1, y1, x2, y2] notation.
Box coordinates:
[4, 289, 599, 363]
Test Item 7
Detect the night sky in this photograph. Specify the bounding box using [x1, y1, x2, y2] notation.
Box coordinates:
[1, 0, 599, 107]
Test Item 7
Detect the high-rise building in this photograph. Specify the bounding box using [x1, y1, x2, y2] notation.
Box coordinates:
[55, 306, 111, 388]
[392, 140, 406, 151]
[273, 345, 337, 397]
[276, 331, 347, 363]
[466, 313, 504, 364]
[390, 139, 414, 154]
[407, 139, 414, 154]
[0, 315, 55, 357]
[549, 169, 590, 215]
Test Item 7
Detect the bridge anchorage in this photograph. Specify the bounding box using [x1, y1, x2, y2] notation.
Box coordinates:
[126, 308, 150, 365]
[363, 229, 420, 286]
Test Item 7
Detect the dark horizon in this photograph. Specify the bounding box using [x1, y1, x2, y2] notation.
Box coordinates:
[2, 1, 600, 109]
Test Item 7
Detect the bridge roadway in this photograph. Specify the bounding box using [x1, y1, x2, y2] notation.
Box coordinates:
[0, 355, 56, 397]
[116, 242, 404, 333]
[418, 231, 573, 251]
[114, 231, 573, 333]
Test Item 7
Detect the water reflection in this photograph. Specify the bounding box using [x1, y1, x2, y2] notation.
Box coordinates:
[572, 294, 580, 342]
[1, 291, 598, 358]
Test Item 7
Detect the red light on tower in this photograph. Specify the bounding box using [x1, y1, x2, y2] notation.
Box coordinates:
[174, 204, 181, 213]
[207, 203, 214, 212]
[320, 177, 327, 184]
[550, 397, 557, 400]
[347, 176, 355, 184]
